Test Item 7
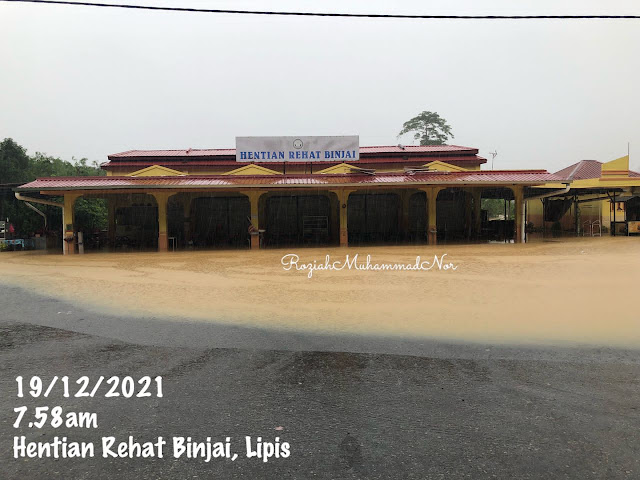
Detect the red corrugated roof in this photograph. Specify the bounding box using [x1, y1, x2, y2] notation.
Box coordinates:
[108, 145, 479, 159]
[101, 155, 485, 168]
[109, 148, 237, 158]
[17, 170, 559, 191]
[554, 160, 640, 180]
[361, 145, 477, 154]
[554, 160, 602, 181]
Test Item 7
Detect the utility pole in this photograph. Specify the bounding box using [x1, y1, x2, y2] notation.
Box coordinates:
[489, 151, 498, 170]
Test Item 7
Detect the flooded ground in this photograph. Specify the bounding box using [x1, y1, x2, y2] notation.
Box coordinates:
[2, 239, 640, 479]
[1, 237, 639, 347]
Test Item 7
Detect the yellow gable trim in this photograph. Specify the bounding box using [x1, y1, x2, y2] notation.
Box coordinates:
[422, 161, 467, 172]
[225, 164, 281, 175]
[602, 155, 629, 176]
[317, 163, 364, 174]
[128, 165, 186, 177]
[531, 183, 569, 189]
[569, 177, 640, 188]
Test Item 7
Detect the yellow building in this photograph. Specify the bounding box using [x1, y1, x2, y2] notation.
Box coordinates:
[527, 155, 640, 236]
[15, 144, 562, 254]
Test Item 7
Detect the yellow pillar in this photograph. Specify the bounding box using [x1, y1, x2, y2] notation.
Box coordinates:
[152, 192, 172, 252]
[423, 187, 442, 245]
[332, 189, 354, 247]
[63, 193, 80, 255]
[242, 190, 266, 249]
[513, 186, 524, 243]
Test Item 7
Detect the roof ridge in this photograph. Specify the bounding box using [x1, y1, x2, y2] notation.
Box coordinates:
[110, 145, 479, 156]
[566, 160, 587, 181]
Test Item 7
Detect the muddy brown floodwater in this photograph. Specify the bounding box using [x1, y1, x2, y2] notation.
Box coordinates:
[1, 237, 639, 347]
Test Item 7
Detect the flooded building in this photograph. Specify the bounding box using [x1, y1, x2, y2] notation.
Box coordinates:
[15, 143, 579, 254]
[527, 155, 640, 237]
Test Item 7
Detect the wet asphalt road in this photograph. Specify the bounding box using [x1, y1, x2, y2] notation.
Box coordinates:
[1, 285, 640, 479]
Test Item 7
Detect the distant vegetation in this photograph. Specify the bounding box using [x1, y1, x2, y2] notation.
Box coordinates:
[398, 111, 454, 146]
[0, 138, 107, 238]
[482, 198, 515, 220]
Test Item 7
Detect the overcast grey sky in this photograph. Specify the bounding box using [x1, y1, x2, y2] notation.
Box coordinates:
[1, 0, 639, 172]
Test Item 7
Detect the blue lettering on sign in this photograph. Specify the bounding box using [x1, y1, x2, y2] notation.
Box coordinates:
[241, 148, 356, 161]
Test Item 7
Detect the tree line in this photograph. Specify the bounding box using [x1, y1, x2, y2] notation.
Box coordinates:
[0, 138, 107, 239]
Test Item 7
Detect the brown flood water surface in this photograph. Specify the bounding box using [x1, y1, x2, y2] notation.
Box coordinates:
[1, 237, 639, 347]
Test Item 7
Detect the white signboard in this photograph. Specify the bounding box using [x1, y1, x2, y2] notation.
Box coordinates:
[236, 136, 359, 162]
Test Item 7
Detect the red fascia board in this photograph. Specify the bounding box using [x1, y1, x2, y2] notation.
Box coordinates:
[27, 169, 552, 182]
[102, 156, 487, 168]
[105, 155, 485, 163]
[107, 145, 479, 159]
[107, 149, 481, 161]
[18, 170, 557, 191]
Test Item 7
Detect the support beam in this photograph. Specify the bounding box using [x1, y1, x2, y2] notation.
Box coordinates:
[472, 189, 482, 238]
[574, 195, 580, 236]
[400, 190, 411, 241]
[107, 198, 116, 248]
[513, 186, 525, 243]
[612, 192, 617, 236]
[63, 193, 80, 255]
[183, 196, 192, 247]
[331, 189, 354, 247]
[422, 187, 443, 245]
[463, 188, 473, 240]
[151, 192, 172, 252]
[241, 190, 266, 249]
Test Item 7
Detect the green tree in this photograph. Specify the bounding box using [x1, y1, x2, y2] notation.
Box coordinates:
[398, 111, 453, 146]
[0, 138, 31, 183]
[482, 198, 515, 220]
[0, 138, 107, 239]
[74, 198, 107, 232]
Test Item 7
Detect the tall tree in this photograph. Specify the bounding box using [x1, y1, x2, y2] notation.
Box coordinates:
[398, 111, 453, 146]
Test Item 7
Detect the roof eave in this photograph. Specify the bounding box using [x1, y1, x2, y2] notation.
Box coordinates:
[17, 180, 553, 194]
